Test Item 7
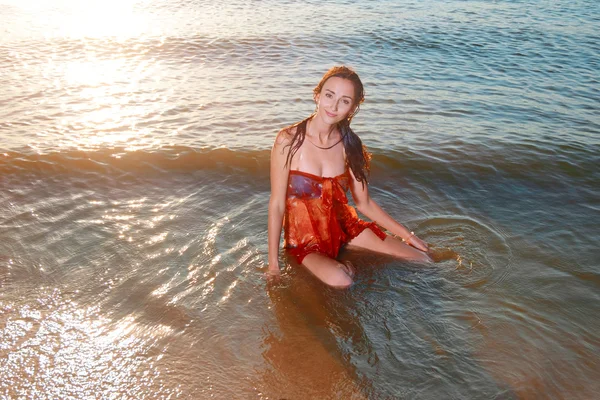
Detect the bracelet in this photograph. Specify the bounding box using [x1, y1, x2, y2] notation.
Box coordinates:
[402, 232, 415, 242]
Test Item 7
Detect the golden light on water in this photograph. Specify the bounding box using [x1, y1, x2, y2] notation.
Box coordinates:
[65, 59, 130, 87]
[54, 56, 161, 151]
[16, 0, 149, 40]
[1, 291, 176, 398]
[7, 0, 166, 152]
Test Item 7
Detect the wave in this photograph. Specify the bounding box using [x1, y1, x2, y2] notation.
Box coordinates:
[1, 144, 597, 188]
[0, 147, 270, 176]
[3, 15, 597, 70]
[0, 35, 355, 66]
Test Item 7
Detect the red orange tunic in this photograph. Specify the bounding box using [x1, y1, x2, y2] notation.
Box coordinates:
[283, 169, 387, 263]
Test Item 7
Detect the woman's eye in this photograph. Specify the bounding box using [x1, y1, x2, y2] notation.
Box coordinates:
[326, 93, 332, 98]
[344, 100, 350, 105]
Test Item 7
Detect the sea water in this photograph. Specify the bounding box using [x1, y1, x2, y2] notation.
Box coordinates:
[1, 0, 599, 398]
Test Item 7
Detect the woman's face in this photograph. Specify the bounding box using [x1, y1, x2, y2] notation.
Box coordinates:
[314, 77, 356, 125]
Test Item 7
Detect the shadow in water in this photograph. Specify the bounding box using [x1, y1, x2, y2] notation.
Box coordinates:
[259, 263, 377, 400]
[258, 245, 518, 399]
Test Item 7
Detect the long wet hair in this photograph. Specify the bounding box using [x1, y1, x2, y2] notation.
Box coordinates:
[284, 66, 372, 187]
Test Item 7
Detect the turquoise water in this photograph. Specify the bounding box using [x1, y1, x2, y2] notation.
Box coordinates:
[1, 0, 599, 398]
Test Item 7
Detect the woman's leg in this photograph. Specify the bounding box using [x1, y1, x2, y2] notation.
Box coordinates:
[301, 253, 354, 288]
[347, 228, 432, 263]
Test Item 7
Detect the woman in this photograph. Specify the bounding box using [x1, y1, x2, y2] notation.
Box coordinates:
[268, 66, 431, 288]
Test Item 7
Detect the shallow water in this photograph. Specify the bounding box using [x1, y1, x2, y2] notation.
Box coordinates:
[1, 0, 599, 399]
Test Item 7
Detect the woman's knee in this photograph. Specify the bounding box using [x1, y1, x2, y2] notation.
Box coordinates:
[301, 254, 354, 288]
[323, 267, 353, 289]
[327, 275, 353, 289]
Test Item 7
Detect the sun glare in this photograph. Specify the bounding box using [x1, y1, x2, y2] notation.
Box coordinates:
[12, 0, 149, 39]
[8, 0, 168, 151]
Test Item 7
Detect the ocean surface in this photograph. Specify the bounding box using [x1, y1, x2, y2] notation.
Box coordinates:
[1, 0, 599, 398]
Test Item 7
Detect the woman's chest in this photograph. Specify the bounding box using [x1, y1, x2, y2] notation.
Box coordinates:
[289, 141, 346, 177]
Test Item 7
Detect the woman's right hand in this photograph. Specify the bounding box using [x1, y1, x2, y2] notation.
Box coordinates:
[266, 265, 281, 283]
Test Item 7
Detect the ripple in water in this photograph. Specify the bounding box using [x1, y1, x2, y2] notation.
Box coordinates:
[420, 215, 513, 289]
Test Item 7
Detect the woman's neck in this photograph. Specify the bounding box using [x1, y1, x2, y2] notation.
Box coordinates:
[308, 117, 337, 144]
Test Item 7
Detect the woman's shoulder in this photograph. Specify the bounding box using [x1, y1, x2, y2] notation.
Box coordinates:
[274, 122, 300, 146]
[274, 129, 292, 148]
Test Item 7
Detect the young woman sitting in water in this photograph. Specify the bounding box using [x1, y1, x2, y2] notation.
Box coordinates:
[268, 66, 431, 288]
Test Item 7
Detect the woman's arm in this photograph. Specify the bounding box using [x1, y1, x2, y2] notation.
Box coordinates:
[267, 130, 292, 274]
[348, 168, 429, 251]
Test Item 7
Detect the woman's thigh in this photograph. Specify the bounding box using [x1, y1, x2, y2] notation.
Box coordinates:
[347, 229, 431, 263]
[301, 253, 353, 288]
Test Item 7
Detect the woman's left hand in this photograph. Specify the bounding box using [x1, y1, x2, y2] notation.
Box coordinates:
[406, 234, 429, 252]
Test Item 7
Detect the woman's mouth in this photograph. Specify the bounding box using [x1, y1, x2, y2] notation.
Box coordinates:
[325, 111, 337, 118]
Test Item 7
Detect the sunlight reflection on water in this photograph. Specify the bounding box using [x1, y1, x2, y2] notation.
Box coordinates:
[1, 289, 180, 399]
[10, 0, 150, 39]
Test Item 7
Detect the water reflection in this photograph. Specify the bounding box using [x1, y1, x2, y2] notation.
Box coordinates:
[16, 0, 149, 39]
[261, 268, 372, 399]
[55, 57, 159, 152]
[1, 287, 180, 399]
